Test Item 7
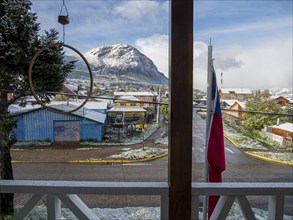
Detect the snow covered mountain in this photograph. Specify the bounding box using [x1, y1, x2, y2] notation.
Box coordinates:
[269, 88, 293, 100]
[67, 44, 168, 88]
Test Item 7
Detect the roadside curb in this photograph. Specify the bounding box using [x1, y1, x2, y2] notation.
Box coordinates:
[224, 134, 293, 166]
[69, 153, 168, 163]
[11, 153, 168, 164]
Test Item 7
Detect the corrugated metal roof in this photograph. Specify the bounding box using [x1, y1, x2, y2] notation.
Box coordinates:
[49, 104, 106, 123]
[9, 105, 42, 115]
[222, 100, 246, 108]
[221, 88, 252, 94]
[115, 95, 140, 102]
[107, 106, 147, 112]
[49, 101, 108, 110]
[10, 103, 106, 124]
[272, 122, 293, 132]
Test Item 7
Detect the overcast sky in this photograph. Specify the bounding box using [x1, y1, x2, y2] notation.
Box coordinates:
[31, 0, 292, 91]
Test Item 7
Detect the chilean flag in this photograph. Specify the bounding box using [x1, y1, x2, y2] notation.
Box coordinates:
[207, 67, 226, 218]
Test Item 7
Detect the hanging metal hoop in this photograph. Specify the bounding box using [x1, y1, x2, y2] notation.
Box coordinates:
[28, 43, 93, 115]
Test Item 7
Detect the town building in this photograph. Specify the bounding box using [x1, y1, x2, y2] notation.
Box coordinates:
[114, 95, 140, 107]
[219, 88, 253, 101]
[11, 104, 106, 143]
[266, 122, 293, 147]
[222, 100, 245, 118]
[107, 105, 147, 125]
[273, 96, 290, 106]
[114, 91, 157, 108]
[271, 122, 293, 139]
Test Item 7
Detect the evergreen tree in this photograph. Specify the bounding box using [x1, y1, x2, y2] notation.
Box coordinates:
[281, 103, 293, 124]
[243, 90, 281, 130]
[161, 100, 168, 121]
[0, 0, 75, 215]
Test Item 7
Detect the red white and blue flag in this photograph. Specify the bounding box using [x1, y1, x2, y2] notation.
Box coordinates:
[207, 67, 226, 218]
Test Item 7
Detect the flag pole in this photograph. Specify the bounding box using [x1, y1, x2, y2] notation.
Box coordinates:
[203, 42, 213, 220]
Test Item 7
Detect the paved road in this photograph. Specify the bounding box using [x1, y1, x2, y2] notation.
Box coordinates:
[11, 111, 293, 210]
[192, 112, 293, 183]
[12, 110, 293, 183]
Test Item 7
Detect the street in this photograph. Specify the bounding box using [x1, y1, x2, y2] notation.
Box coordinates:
[11, 111, 293, 210]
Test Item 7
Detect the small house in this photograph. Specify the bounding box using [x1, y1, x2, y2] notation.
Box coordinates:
[222, 100, 245, 118]
[114, 95, 140, 107]
[273, 96, 290, 106]
[271, 122, 293, 139]
[267, 122, 293, 147]
[219, 88, 252, 101]
[114, 91, 158, 108]
[11, 104, 106, 143]
[107, 106, 147, 125]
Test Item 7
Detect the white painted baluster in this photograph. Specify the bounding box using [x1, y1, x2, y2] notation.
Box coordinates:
[191, 195, 199, 220]
[161, 190, 169, 220]
[268, 195, 284, 220]
[236, 196, 256, 220]
[58, 194, 98, 220]
[47, 194, 61, 220]
[210, 195, 236, 220]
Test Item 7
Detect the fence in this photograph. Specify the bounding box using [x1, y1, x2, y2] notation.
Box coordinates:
[1, 180, 292, 220]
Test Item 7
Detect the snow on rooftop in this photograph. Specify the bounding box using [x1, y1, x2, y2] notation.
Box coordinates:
[9, 104, 41, 114]
[108, 106, 146, 112]
[49, 104, 106, 124]
[222, 100, 246, 108]
[49, 101, 108, 110]
[115, 95, 140, 102]
[114, 91, 157, 96]
[221, 88, 252, 94]
[222, 99, 238, 106]
[10, 103, 106, 124]
[64, 84, 78, 91]
[272, 122, 293, 132]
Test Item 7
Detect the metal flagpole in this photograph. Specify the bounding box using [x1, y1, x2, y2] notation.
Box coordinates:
[203, 42, 213, 220]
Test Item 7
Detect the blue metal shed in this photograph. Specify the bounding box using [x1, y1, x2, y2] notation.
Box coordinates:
[11, 104, 106, 142]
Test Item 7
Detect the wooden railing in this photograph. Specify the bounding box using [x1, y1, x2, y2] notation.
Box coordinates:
[0, 180, 292, 220]
[192, 182, 293, 220]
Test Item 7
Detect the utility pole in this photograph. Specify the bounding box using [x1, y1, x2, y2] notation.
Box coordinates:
[156, 87, 161, 124]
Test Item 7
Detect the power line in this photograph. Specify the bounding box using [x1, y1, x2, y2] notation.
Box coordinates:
[0, 88, 168, 106]
[222, 108, 293, 118]
[1, 88, 292, 117]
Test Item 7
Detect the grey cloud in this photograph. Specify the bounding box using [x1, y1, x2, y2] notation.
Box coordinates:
[213, 55, 243, 70]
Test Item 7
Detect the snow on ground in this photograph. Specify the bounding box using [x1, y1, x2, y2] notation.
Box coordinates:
[21, 203, 293, 220]
[249, 151, 293, 162]
[108, 147, 168, 160]
[12, 121, 292, 163]
[223, 124, 268, 150]
[10, 123, 293, 219]
[223, 124, 293, 162]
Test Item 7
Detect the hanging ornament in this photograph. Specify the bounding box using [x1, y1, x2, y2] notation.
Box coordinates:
[58, 0, 70, 25]
[28, 0, 94, 115]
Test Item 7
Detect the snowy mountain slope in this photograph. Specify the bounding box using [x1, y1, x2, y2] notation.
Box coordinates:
[67, 44, 168, 87]
[269, 88, 293, 100]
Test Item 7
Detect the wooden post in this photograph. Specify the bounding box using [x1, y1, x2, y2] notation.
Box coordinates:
[169, 0, 193, 219]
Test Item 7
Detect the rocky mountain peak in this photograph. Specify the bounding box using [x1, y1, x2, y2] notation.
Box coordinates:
[77, 44, 168, 87]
